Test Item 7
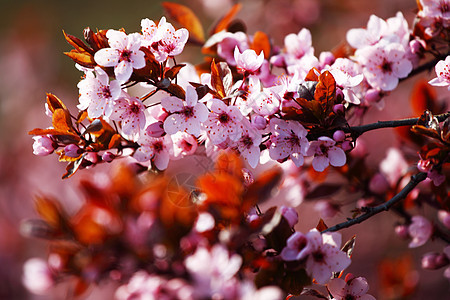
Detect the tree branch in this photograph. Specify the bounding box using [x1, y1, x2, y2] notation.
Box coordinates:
[346, 111, 450, 138]
[322, 172, 428, 233]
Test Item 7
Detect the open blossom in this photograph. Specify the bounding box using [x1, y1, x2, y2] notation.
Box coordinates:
[77, 67, 121, 118]
[204, 31, 249, 66]
[234, 47, 264, 74]
[144, 17, 189, 62]
[306, 137, 346, 172]
[249, 86, 282, 116]
[356, 43, 412, 91]
[161, 85, 209, 136]
[110, 95, 146, 139]
[171, 131, 198, 159]
[184, 244, 243, 299]
[428, 56, 450, 90]
[204, 99, 244, 144]
[328, 276, 376, 300]
[284, 28, 314, 59]
[269, 119, 309, 167]
[134, 130, 173, 170]
[408, 215, 433, 248]
[304, 229, 351, 284]
[234, 118, 262, 168]
[94, 30, 145, 83]
[280, 231, 311, 261]
[328, 58, 364, 104]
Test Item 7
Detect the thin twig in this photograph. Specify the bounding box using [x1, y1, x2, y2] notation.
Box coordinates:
[322, 172, 428, 233]
[346, 111, 450, 138]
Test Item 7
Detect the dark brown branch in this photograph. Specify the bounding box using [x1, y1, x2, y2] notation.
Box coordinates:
[322, 172, 428, 233]
[346, 111, 450, 138]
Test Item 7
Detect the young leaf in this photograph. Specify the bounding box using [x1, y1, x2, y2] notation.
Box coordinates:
[63, 30, 93, 55]
[316, 219, 328, 232]
[210, 59, 231, 99]
[162, 2, 205, 45]
[314, 71, 336, 107]
[46, 93, 67, 113]
[64, 50, 96, 68]
[250, 31, 271, 59]
[164, 64, 186, 80]
[210, 3, 242, 35]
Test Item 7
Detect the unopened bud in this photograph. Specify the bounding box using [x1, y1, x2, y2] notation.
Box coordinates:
[409, 39, 426, 55]
[280, 206, 299, 228]
[64, 144, 82, 158]
[438, 210, 450, 229]
[251, 115, 267, 130]
[319, 51, 335, 67]
[333, 130, 346, 142]
[102, 151, 116, 163]
[341, 140, 353, 151]
[333, 104, 345, 115]
[369, 173, 390, 194]
[365, 89, 382, 104]
[147, 121, 165, 137]
[395, 224, 409, 239]
[421, 252, 449, 270]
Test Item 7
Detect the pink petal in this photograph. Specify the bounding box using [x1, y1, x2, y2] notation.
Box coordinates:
[131, 50, 146, 69]
[328, 146, 346, 167]
[161, 96, 184, 112]
[163, 114, 183, 134]
[115, 60, 133, 83]
[327, 278, 347, 298]
[134, 146, 154, 162]
[94, 48, 119, 67]
[312, 155, 330, 172]
[154, 152, 170, 170]
[193, 103, 209, 122]
[323, 245, 351, 273]
[347, 277, 369, 297]
[185, 86, 198, 107]
[243, 146, 260, 168]
[290, 153, 304, 167]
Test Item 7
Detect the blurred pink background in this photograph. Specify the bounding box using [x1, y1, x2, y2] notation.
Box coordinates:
[0, 0, 448, 299]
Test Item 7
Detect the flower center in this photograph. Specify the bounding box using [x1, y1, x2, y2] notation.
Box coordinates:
[182, 106, 194, 118]
[218, 113, 230, 124]
[381, 59, 392, 73]
[312, 251, 325, 263]
[153, 141, 163, 152]
[130, 103, 141, 114]
[120, 50, 132, 62]
[101, 86, 112, 98]
[345, 295, 356, 300]
[241, 135, 253, 148]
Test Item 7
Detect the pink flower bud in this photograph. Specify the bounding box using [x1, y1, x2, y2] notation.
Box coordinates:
[395, 224, 410, 239]
[364, 88, 382, 104]
[280, 206, 299, 227]
[102, 151, 116, 163]
[417, 159, 432, 172]
[369, 173, 390, 194]
[32, 136, 55, 156]
[332, 130, 345, 142]
[408, 215, 433, 248]
[333, 103, 345, 115]
[147, 121, 165, 137]
[341, 140, 353, 151]
[319, 51, 335, 67]
[64, 144, 82, 158]
[421, 252, 449, 270]
[409, 39, 425, 55]
[251, 115, 267, 130]
[85, 152, 98, 164]
[335, 88, 344, 102]
[438, 210, 450, 229]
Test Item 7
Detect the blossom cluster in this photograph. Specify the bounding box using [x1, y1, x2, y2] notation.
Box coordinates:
[26, 0, 450, 299]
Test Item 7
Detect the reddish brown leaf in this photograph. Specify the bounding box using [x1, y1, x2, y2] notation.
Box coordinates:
[52, 109, 76, 134]
[63, 30, 93, 54]
[62, 154, 86, 179]
[305, 67, 320, 82]
[35, 196, 64, 228]
[165, 64, 186, 80]
[411, 125, 441, 140]
[46, 93, 67, 113]
[315, 71, 336, 106]
[316, 218, 328, 232]
[210, 4, 242, 35]
[250, 31, 271, 59]
[64, 50, 96, 68]
[108, 134, 122, 149]
[210, 59, 231, 98]
[245, 168, 283, 205]
[162, 2, 205, 45]
[167, 83, 185, 99]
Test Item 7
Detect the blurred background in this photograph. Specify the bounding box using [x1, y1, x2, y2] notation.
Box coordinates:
[0, 0, 448, 299]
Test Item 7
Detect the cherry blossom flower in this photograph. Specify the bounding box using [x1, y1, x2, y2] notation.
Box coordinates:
[94, 30, 146, 83]
[249, 86, 282, 116]
[419, 0, 450, 21]
[379, 148, 408, 186]
[284, 28, 314, 59]
[151, 17, 189, 62]
[204, 99, 244, 144]
[328, 276, 376, 300]
[110, 95, 146, 140]
[77, 67, 121, 118]
[306, 137, 346, 172]
[234, 118, 262, 168]
[269, 119, 309, 167]
[134, 130, 173, 170]
[328, 58, 364, 104]
[140, 17, 163, 48]
[304, 229, 351, 284]
[204, 31, 249, 66]
[171, 131, 198, 159]
[280, 231, 311, 261]
[161, 85, 209, 136]
[32, 136, 55, 156]
[356, 43, 412, 91]
[428, 56, 450, 90]
[184, 244, 243, 299]
[408, 215, 433, 248]
[234, 47, 264, 74]
[22, 258, 54, 294]
[280, 205, 299, 228]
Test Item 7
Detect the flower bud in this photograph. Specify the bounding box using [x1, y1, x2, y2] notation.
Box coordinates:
[251, 115, 267, 130]
[421, 252, 449, 270]
[147, 121, 165, 137]
[395, 224, 409, 239]
[364, 88, 382, 104]
[333, 130, 345, 142]
[333, 104, 345, 115]
[319, 51, 335, 67]
[341, 140, 353, 151]
[85, 152, 98, 164]
[417, 159, 432, 172]
[280, 206, 299, 227]
[438, 210, 450, 229]
[32, 136, 56, 156]
[409, 39, 426, 55]
[102, 151, 116, 163]
[64, 144, 82, 158]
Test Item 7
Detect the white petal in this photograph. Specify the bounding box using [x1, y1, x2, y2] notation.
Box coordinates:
[328, 147, 346, 167]
[114, 61, 133, 83]
[94, 48, 119, 67]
